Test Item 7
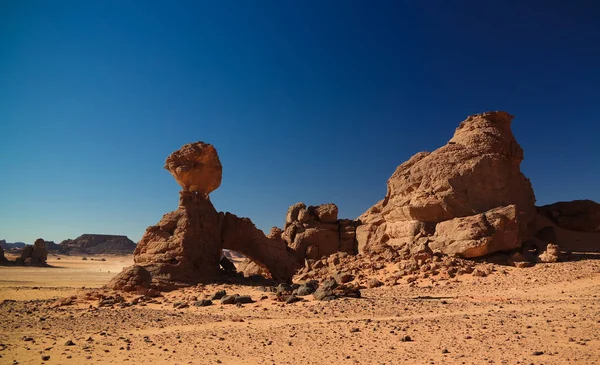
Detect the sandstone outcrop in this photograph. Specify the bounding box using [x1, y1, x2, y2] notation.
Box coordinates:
[16, 238, 48, 266]
[528, 211, 600, 253]
[108, 141, 300, 291]
[537, 243, 561, 263]
[283, 203, 360, 261]
[164, 141, 222, 195]
[537, 200, 600, 232]
[429, 205, 520, 258]
[237, 258, 272, 278]
[358, 111, 536, 258]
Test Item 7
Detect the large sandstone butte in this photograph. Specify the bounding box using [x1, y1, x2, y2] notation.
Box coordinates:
[358, 111, 537, 258]
[108, 142, 300, 292]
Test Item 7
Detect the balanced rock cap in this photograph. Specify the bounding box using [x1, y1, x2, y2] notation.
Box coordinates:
[164, 141, 222, 195]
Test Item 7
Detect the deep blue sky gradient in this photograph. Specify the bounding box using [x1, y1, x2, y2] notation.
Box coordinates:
[1, 1, 599, 243]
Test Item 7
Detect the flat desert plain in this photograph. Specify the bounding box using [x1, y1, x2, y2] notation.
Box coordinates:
[1, 255, 600, 365]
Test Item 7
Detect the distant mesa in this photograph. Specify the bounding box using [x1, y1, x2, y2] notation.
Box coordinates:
[0, 234, 137, 260]
[0, 240, 26, 251]
[58, 234, 136, 255]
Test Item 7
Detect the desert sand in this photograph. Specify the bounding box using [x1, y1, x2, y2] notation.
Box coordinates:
[1, 254, 599, 365]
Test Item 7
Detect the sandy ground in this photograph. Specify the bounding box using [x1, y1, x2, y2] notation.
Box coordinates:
[1, 255, 599, 365]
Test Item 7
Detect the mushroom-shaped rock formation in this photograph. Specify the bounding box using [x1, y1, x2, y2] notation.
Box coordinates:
[164, 142, 222, 195]
[107, 141, 300, 291]
[358, 111, 536, 257]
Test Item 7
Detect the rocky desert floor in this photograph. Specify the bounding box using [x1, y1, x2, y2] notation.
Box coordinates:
[1, 254, 600, 365]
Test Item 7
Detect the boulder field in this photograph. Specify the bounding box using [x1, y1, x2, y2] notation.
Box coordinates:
[107, 111, 600, 292]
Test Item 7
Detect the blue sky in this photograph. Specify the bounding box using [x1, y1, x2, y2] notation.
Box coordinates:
[1, 1, 599, 244]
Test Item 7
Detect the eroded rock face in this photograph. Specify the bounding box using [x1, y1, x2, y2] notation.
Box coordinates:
[133, 191, 223, 284]
[106, 265, 152, 292]
[107, 141, 300, 291]
[429, 205, 520, 258]
[221, 213, 299, 281]
[283, 203, 360, 261]
[358, 111, 536, 257]
[17, 238, 48, 266]
[537, 200, 600, 232]
[164, 142, 222, 195]
[237, 258, 272, 278]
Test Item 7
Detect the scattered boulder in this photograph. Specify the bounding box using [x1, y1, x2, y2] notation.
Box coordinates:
[282, 202, 360, 261]
[234, 295, 254, 304]
[538, 244, 561, 263]
[366, 278, 383, 288]
[105, 265, 152, 292]
[237, 258, 272, 279]
[429, 205, 521, 258]
[333, 271, 354, 284]
[220, 255, 236, 273]
[311, 276, 360, 301]
[193, 299, 213, 307]
[210, 290, 227, 300]
[294, 284, 315, 296]
[221, 295, 237, 305]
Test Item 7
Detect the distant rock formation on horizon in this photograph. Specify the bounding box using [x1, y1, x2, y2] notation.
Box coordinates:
[58, 234, 137, 254]
[0, 240, 27, 250]
[1, 238, 48, 266]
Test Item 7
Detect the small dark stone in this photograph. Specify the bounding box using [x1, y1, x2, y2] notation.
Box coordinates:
[313, 287, 336, 301]
[321, 277, 338, 290]
[41, 355, 50, 361]
[350, 328, 360, 333]
[533, 351, 544, 356]
[276, 283, 293, 294]
[210, 290, 227, 300]
[193, 299, 213, 307]
[285, 295, 303, 304]
[294, 285, 314, 296]
[400, 335, 412, 342]
[65, 340, 75, 346]
[172, 301, 189, 309]
[234, 295, 254, 304]
[221, 295, 237, 305]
